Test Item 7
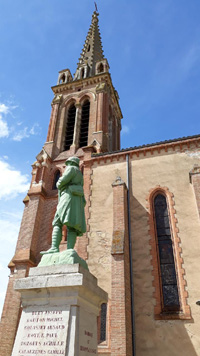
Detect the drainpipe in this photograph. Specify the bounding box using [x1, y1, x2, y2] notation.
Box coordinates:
[126, 154, 136, 356]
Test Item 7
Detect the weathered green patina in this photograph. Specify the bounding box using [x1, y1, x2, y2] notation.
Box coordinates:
[40, 157, 87, 265]
[39, 249, 88, 270]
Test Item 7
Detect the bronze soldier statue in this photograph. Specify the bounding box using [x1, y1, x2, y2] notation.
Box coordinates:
[41, 157, 86, 254]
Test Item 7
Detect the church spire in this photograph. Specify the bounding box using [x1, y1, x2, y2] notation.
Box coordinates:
[74, 10, 107, 80]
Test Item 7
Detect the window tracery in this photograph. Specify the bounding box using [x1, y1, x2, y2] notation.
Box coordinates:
[153, 194, 180, 311]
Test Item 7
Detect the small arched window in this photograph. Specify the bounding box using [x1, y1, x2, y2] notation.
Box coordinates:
[64, 104, 76, 151]
[52, 170, 60, 190]
[79, 100, 90, 148]
[80, 68, 85, 79]
[59, 74, 65, 84]
[153, 194, 180, 312]
[97, 63, 104, 73]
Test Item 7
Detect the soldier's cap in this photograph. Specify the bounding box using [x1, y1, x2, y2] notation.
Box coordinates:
[65, 157, 80, 167]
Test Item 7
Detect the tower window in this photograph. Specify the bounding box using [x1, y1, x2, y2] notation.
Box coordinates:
[52, 170, 60, 190]
[59, 74, 66, 84]
[64, 104, 76, 151]
[80, 68, 85, 79]
[97, 63, 104, 73]
[87, 44, 90, 52]
[79, 100, 90, 148]
[153, 194, 180, 312]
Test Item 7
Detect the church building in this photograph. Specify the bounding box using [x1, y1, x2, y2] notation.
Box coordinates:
[1, 9, 200, 356]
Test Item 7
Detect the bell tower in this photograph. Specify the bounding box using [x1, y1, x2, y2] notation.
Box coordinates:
[44, 10, 122, 159]
[0, 10, 123, 356]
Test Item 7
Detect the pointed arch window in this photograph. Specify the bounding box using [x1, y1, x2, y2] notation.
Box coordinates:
[153, 194, 180, 312]
[79, 100, 90, 148]
[64, 104, 76, 151]
[52, 170, 60, 190]
[98, 303, 107, 344]
[100, 303, 107, 342]
[59, 74, 66, 84]
[80, 68, 85, 79]
[97, 63, 104, 73]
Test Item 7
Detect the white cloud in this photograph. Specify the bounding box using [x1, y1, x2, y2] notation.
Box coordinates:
[13, 127, 29, 141]
[0, 263, 6, 271]
[0, 160, 29, 199]
[2, 211, 23, 219]
[0, 218, 21, 243]
[0, 102, 15, 138]
[0, 103, 10, 115]
[0, 116, 9, 138]
[122, 125, 130, 134]
[0, 291, 6, 298]
[0, 102, 40, 141]
[29, 123, 40, 135]
[12, 123, 40, 141]
[0, 103, 10, 137]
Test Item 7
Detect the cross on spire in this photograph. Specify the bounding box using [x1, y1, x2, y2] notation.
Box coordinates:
[94, 1, 98, 12]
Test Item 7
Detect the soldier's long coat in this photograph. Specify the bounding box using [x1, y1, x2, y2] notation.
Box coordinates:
[52, 165, 86, 235]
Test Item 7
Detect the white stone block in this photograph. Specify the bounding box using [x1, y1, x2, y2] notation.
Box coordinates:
[11, 264, 107, 356]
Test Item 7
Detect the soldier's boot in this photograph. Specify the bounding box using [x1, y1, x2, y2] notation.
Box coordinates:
[67, 229, 77, 249]
[40, 226, 62, 255]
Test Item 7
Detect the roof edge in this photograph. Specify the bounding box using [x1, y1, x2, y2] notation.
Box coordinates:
[92, 134, 200, 157]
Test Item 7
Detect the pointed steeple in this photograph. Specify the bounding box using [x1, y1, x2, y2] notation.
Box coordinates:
[74, 11, 108, 80]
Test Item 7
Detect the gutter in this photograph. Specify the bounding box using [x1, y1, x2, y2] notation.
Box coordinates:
[126, 154, 136, 356]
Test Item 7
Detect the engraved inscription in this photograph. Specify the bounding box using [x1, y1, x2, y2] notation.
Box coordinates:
[17, 310, 68, 355]
[79, 330, 97, 354]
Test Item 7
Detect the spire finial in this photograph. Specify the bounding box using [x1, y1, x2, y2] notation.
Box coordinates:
[94, 1, 98, 12]
[74, 6, 106, 80]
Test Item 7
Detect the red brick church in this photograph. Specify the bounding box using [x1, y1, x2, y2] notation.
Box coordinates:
[1, 9, 200, 356]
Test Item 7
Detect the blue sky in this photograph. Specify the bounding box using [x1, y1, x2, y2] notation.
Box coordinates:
[0, 0, 200, 315]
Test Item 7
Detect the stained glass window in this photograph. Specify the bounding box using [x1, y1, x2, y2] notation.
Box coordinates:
[100, 303, 107, 342]
[154, 194, 180, 311]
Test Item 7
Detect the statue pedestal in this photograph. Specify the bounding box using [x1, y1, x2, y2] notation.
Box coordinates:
[38, 249, 89, 270]
[11, 264, 107, 356]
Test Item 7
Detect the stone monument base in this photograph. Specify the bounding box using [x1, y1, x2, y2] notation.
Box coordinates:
[11, 264, 107, 356]
[38, 248, 88, 270]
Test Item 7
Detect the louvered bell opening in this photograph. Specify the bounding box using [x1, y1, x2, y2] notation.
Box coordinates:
[64, 105, 76, 151]
[79, 101, 90, 148]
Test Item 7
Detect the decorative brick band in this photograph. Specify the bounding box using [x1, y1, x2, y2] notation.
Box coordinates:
[146, 186, 191, 320]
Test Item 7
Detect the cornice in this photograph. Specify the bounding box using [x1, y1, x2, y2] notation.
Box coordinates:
[89, 135, 200, 164]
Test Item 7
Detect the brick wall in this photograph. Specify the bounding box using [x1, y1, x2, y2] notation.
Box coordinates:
[110, 178, 132, 356]
[0, 267, 27, 356]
